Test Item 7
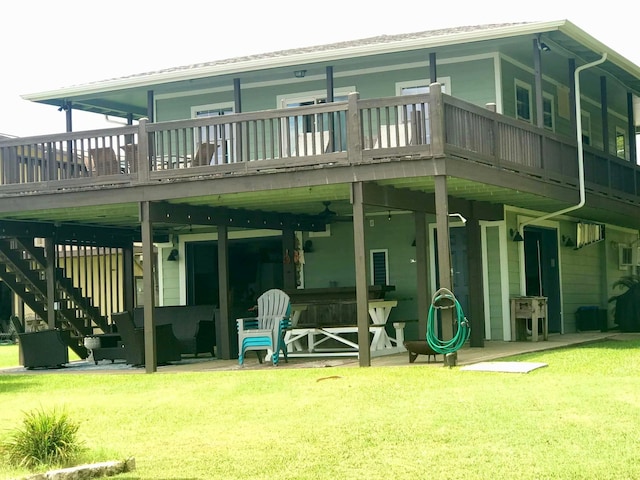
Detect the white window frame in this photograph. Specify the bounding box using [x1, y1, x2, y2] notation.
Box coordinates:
[515, 80, 532, 123]
[277, 87, 355, 155]
[543, 92, 555, 131]
[370, 249, 389, 286]
[190, 102, 235, 164]
[394, 77, 451, 97]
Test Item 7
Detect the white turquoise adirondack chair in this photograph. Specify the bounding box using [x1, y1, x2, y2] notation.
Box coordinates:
[236, 289, 291, 366]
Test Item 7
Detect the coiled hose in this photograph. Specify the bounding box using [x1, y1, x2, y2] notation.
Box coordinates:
[426, 287, 471, 354]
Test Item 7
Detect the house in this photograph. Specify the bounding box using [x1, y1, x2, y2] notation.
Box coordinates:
[1, 19, 639, 371]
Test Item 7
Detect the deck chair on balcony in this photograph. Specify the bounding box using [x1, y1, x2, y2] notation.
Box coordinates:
[192, 142, 221, 166]
[236, 288, 291, 366]
[88, 147, 121, 176]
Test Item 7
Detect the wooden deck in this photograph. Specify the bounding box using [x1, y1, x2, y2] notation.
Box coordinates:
[0, 88, 638, 223]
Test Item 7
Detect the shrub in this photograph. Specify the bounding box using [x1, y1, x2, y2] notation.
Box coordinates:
[1, 407, 83, 470]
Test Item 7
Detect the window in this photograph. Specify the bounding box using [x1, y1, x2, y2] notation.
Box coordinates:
[191, 103, 235, 164]
[515, 80, 532, 123]
[615, 127, 627, 160]
[278, 88, 354, 154]
[581, 111, 591, 146]
[370, 249, 389, 286]
[543, 93, 555, 131]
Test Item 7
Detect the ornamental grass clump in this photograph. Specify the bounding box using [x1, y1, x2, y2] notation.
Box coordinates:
[1, 407, 84, 470]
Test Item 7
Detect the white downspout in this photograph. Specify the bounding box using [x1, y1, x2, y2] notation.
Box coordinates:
[517, 52, 608, 234]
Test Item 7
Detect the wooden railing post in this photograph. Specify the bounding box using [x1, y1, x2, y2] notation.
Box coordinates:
[429, 83, 445, 156]
[137, 119, 150, 183]
[347, 92, 362, 164]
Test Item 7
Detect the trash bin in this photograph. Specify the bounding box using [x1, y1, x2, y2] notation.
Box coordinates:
[575, 306, 608, 332]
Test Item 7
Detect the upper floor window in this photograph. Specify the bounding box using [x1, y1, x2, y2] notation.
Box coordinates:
[190, 103, 235, 165]
[543, 93, 555, 131]
[515, 80, 532, 123]
[616, 127, 627, 160]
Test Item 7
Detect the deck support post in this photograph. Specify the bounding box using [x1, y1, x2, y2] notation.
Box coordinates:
[434, 175, 453, 341]
[44, 238, 56, 329]
[352, 181, 370, 367]
[140, 201, 157, 373]
[415, 212, 429, 340]
[217, 224, 232, 360]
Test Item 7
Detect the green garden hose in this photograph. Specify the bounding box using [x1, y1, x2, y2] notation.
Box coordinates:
[426, 287, 471, 354]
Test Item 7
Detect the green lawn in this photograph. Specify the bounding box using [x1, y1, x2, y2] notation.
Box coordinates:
[1, 339, 639, 479]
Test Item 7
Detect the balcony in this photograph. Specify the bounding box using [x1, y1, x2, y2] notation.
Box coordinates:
[0, 87, 638, 213]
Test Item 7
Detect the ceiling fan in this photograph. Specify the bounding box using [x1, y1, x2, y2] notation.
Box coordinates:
[319, 201, 337, 217]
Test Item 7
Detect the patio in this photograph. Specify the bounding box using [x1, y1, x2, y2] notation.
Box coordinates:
[1, 331, 627, 375]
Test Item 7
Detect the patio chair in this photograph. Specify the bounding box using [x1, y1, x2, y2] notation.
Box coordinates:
[112, 311, 182, 366]
[236, 288, 291, 366]
[88, 147, 121, 176]
[192, 142, 219, 166]
[17, 328, 70, 369]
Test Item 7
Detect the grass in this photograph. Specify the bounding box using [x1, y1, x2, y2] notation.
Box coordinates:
[0, 339, 639, 479]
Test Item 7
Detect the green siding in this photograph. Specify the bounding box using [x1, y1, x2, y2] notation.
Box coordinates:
[484, 225, 504, 340]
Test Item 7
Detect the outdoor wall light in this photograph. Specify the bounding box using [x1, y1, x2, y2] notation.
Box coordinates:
[562, 235, 576, 248]
[510, 228, 524, 242]
[536, 35, 551, 53]
[449, 213, 467, 224]
[167, 249, 179, 261]
[294, 70, 307, 78]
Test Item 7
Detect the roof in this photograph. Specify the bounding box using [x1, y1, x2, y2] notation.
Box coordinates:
[22, 19, 640, 103]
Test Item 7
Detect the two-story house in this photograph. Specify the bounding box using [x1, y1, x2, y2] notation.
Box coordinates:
[1, 19, 639, 369]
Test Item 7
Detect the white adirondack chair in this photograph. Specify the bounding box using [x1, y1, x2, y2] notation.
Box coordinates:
[236, 289, 291, 366]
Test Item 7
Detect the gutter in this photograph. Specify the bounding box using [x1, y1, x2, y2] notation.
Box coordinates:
[516, 52, 608, 235]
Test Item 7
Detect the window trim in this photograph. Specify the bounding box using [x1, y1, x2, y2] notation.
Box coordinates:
[514, 79, 533, 124]
[615, 126, 627, 160]
[370, 249, 389, 286]
[542, 92, 555, 131]
[395, 77, 451, 97]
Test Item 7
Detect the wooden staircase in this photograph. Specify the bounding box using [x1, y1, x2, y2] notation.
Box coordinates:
[0, 237, 110, 358]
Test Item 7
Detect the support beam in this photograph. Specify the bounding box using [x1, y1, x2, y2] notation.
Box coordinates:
[282, 228, 296, 290]
[0, 220, 133, 247]
[146, 90, 154, 122]
[533, 38, 544, 129]
[601, 76, 609, 153]
[434, 175, 453, 340]
[65, 102, 73, 133]
[627, 92, 637, 165]
[429, 52, 437, 84]
[44, 238, 56, 329]
[139, 201, 157, 373]
[568, 58, 577, 136]
[415, 212, 429, 339]
[217, 225, 232, 360]
[122, 242, 135, 313]
[326, 66, 335, 153]
[147, 201, 326, 232]
[352, 182, 370, 367]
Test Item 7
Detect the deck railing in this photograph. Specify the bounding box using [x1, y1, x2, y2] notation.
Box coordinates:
[0, 88, 638, 202]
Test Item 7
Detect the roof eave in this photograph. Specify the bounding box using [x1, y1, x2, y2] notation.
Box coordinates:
[22, 19, 640, 103]
[23, 20, 573, 103]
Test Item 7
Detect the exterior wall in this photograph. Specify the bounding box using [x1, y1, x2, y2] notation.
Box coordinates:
[155, 54, 499, 123]
[559, 226, 604, 332]
[483, 224, 505, 340]
[301, 212, 421, 334]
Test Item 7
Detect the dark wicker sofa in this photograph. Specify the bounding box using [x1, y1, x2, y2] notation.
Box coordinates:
[132, 305, 216, 357]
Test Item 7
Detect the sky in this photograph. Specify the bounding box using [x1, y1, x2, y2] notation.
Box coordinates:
[1, 0, 638, 138]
